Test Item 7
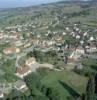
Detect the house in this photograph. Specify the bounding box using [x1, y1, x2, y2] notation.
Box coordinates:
[24, 43, 31, 48]
[13, 40, 24, 47]
[86, 45, 97, 53]
[76, 35, 80, 39]
[16, 65, 32, 78]
[14, 80, 28, 92]
[80, 40, 84, 45]
[3, 47, 20, 55]
[69, 51, 80, 60]
[66, 27, 69, 31]
[9, 35, 17, 39]
[83, 32, 88, 36]
[75, 46, 85, 55]
[69, 47, 84, 62]
[26, 57, 36, 67]
[46, 40, 56, 46]
[62, 32, 67, 35]
[74, 27, 79, 31]
[89, 36, 95, 41]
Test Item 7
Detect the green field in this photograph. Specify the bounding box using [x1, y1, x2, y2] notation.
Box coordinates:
[41, 70, 88, 100]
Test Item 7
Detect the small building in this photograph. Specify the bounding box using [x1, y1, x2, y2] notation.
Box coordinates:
[75, 46, 84, 55]
[86, 45, 97, 53]
[3, 47, 20, 55]
[14, 80, 28, 92]
[80, 40, 84, 45]
[66, 27, 69, 31]
[26, 57, 36, 67]
[69, 47, 84, 62]
[76, 35, 80, 39]
[90, 46, 97, 52]
[14, 40, 23, 47]
[89, 36, 95, 41]
[16, 65, 32, 78]
[83, 32, 88, 36]
[24, 43, 31, 48]
[62, 32, 67, 35]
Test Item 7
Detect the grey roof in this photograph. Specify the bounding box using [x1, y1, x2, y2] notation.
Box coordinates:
[14, 80, 26, 89]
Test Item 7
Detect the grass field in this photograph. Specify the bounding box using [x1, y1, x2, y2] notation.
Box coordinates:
[41, 70, 88, 100]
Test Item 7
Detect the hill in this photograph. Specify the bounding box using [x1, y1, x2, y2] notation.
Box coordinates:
[0, 0, 97, 28]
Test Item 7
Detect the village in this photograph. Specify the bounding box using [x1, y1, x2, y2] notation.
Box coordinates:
[0, 20, 97, 99]
[0, 1, 97, 99]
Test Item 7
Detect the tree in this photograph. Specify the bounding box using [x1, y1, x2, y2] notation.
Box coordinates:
[45, 87, 61, 100]
[64, 55, 68, 64]
[7, 89, 28, 100]
[22, 33, 28, 39]
[33, 96, 48, 100]
[85, 75, 96, 100]
[24, 73, 42, 92]
[27, 51, 33, 57]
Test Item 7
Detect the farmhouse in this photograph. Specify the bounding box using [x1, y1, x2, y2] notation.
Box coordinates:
[16, 65, 31, 78]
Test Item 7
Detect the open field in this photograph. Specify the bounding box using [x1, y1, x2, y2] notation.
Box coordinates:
[41, 70, 88, 100]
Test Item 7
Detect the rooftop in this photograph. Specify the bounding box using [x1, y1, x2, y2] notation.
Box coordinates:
[16, 65, 31, 75]
[14, 80, 26, 89]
